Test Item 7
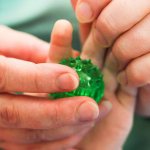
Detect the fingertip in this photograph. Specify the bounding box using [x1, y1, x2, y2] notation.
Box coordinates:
[49, 19, 73, 62]
[76, 2, 93, 23]
[101, 100, 112, 110]
[52, 20, 73, 43]
[56, 73, 79, 91]
[51, 19, 73, 47]
[99, 100, 112, 119]
[71, 0, 77, 10]
[77, 99, 99, 122]
[75, 0, 111, 23]
[117, 71, 127, 85]
[72, 50, 80, 58]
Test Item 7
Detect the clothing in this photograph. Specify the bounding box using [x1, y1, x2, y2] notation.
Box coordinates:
[0, 1, 150, 150]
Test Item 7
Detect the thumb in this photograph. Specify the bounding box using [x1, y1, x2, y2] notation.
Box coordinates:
[48, 20, 73, 63]
[71, 0, 92, 45]
[74, 0, 111, 23]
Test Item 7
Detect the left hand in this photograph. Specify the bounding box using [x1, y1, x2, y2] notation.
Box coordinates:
[0, 20, 111, 150]
[69, 1, 150, 149]
[71, 0, 150, 117]
[75, 70, 137, 150]
[0, 24, 89, 150]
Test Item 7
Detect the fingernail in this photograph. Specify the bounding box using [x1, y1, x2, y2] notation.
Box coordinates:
[99, 100, 112, 119]
[101, 101, 112, 111]
[77, 101, 99, 122]
[117, 71, 127, 85]
[76, 2, 93, 23]
[56, 73, 79, 90]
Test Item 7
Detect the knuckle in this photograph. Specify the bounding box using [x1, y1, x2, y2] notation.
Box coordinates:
[45, 103, 60, 128]
[113, 38, 128, 61]
[94, 21, 110, 47]
[127, 62, 143, 86]
[96, 12, 117, 45]
[0, 56, 7, 91]
[0, 104, 20, 127]
[26, 130, 46, 143]
[92, 26, 105, 47]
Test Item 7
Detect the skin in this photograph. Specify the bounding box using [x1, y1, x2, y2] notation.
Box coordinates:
[0, 21, 111, 150]
[2, 0, 149, 148]
[57, 17, 138, 150]
[69, 0, 150, 149]
[72, 0, 150, 117]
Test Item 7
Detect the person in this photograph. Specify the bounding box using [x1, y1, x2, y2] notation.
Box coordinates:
[0, 0, 150, 149]
[0, 1, 111, 149]
[70, 0, 150, 150]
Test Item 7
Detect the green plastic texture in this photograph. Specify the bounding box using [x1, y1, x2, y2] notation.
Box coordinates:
[50, 57, 105, 103]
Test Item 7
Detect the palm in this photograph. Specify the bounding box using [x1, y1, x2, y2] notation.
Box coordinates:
[75, 64, 137, 150]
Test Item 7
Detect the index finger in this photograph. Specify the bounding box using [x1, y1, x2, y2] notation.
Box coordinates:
[0, 56, 79, 93]
[0, 25, 49, 63]
[0, 94, 99, 129]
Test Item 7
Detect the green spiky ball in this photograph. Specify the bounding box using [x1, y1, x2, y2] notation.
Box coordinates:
[50, 57, 104, 103]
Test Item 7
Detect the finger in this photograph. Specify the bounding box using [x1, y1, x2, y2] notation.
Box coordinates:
[71, 0, 77, 10]
[0, 129, 89, 150]
[81, 26, 106, 68]
[0, 100, 111, 145]
[117, 53, 150, 87]
[79, 23, 92, 44]
[73, 0, 111, 44]
[75, 0, 111, 44]
[71, 0, 92, 44]
[107, 14, 150, 72]
[49, 20, 73, 63]
[0, 25, 49, 63]
[72, 50, 80, 58]
[117, 86, 137, 113]
[136, 84, 150, 117]
[0, 123, 94, 144]
[94, 0, 150, 47]
[82, 0, 150, 67]
[98, 100, 112, 119]
[75, 0, 111, 23]
[0, 94, 99, 129]
[0, 56, 79, 93]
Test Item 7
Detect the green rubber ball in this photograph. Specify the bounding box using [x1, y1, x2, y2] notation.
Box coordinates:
[50, 57, 105, 103]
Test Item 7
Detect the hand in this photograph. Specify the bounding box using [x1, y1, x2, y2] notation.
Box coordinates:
[0, 23, 111, 150]
[67, 6, 138, 148]
[75, 72, 137, 150]
[71, 0, 150, 117]
[69, 16, 138, 149]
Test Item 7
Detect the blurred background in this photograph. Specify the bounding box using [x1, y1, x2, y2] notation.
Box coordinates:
[0, 0, 80, 49]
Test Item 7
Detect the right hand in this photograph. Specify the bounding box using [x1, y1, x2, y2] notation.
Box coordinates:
[0, 24, 111, 150]
[71, 0, 150, 118]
